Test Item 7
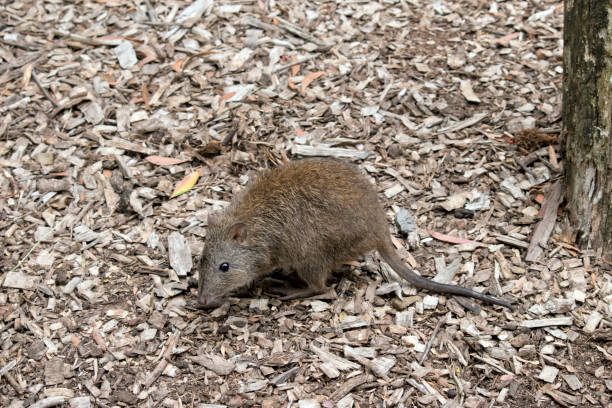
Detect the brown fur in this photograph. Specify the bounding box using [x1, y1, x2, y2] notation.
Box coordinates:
[197, 159, 512, 309]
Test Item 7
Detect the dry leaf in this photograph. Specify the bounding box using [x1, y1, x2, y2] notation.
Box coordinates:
[137, 45, 158, 68]
[301, 71, 325, 94]
[173, 58, 186, 72]
[146, 156, 191, 166]
[22, 63, 33, 88]
[170, 171, 200, 198]
[141, 83, 150, 110]
[534, 193, 545, 204]
[175, 51, 215, 73]
[222, 91, 237, 100]
[101, 68, 116, 86]
[291, 55, 300, 76]
[429, 230, 485, 246]
[71, 335, 80, 347]
[495, 32, 520, 46]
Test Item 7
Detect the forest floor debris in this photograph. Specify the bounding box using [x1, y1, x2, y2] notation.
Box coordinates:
[1, 0, 611, 407]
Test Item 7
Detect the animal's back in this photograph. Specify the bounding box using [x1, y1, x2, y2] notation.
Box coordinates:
[229, 159, 388, 267]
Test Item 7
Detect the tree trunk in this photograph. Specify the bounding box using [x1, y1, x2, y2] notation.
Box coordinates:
[563, 0, 612, 251]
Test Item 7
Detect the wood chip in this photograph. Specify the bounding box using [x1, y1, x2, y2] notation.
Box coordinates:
[520, 317, 573, 328]
[538, 365, 559, 383]
[291, 145, 372, 160]
[168, 231, 192, 277]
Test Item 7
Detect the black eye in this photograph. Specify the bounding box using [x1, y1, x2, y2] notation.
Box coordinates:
[219, 262, 229, 272]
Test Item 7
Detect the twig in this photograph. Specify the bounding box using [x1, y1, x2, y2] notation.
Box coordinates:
[144, 330, 181, 387]
[50, 96, 91, 118]
[330, 374, 375, 401]
[449, 363, 465, 406]
[515, 156, 535, 177]
[0, 358, 24, 394]
[542, 386, 571, 407]
[436, 112, 488, 134]
[344, 348, 389, 380]
[144, 0, 159, 22]
[243, 16, 279, 33]
[525, 180, 563, 261]
[272, 55, 320, 73]
[31, 70, 58, 107]
[384, 168, 421, 194]
[65, 201, 95, 236]
[53, 30, 120, 46]
[406, 378, 447, 404]
[0, 321, 15, 335]
[419, 316, 447, 364]
[0, 37, 38, 51]
[135, 265, 169, 277]
[472, 355, 514, 375]
[274, 16, 331, 49]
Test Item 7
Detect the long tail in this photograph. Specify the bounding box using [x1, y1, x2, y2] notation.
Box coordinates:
[379, 241, 512, 310]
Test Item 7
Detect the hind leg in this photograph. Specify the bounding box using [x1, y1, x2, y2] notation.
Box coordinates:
[278, 264, 331, 300]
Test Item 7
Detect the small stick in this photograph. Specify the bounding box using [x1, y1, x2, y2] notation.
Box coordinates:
[31, 70, 59, 107]
[419, 316, 446, 364]
[330, 374, 375, 401]
[449, 363, 465, 406]
[0, 358, 24, 394]
[275, 16, 331, 48]
[143, 0, 159, 22]
[0, 321, 14, 335]
[344, 348, 389, 380]
[515, 156, 535, 177]
[272, 55, 319, 73]
[53, 30, 117, 46]
[135, 266, 169, 277]
[144, 330, 181, 387]
[472, 355, 513, 375]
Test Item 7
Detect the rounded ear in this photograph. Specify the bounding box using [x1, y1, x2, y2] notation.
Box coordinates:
[207, 211, 220, 226]
[228, 223, 247, 243]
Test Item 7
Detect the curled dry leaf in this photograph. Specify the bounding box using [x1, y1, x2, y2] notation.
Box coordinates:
[145, 156, 191, 166]
[173, 50, 215, 72]
[173, 58, 186, 73]
[170, 170, 200, 198]
[301, 71, 325, 94]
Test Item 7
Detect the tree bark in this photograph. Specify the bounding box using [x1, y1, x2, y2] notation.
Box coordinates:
[563, 0, 612, 251]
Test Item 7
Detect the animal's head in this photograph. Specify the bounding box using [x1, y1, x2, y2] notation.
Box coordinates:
[197, 212, 260, 308]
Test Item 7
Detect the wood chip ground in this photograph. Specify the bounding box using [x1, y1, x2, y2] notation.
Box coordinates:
[0, 0, 611, 407]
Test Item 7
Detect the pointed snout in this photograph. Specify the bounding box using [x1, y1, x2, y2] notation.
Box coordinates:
[196, 295, 223, 309]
